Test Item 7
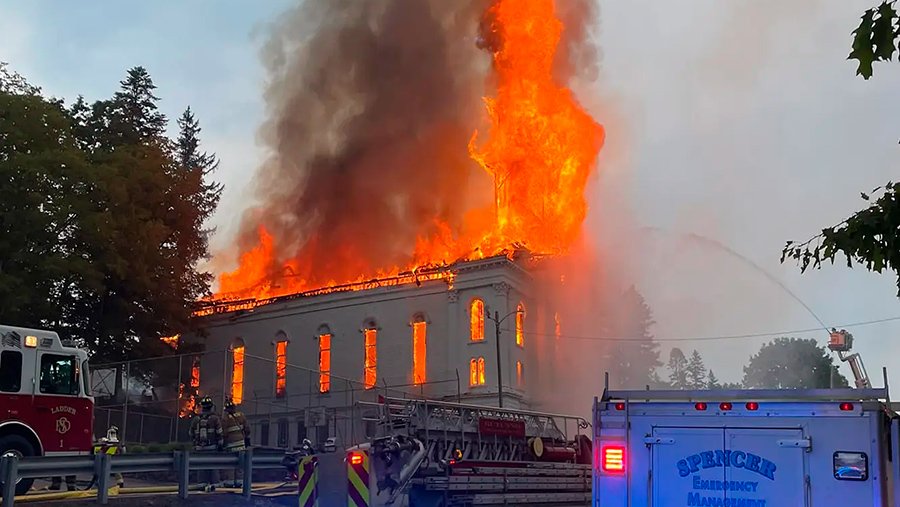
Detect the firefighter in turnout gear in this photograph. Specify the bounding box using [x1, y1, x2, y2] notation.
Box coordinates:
[222, 398, 250, 487]
[222, 398, 250, 451]
[189, 396, 222, 489]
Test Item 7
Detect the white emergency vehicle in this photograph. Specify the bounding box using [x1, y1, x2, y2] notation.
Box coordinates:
[593, 376, 899, 507]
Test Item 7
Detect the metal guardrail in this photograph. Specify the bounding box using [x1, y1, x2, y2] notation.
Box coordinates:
[0, 449, 286, 506]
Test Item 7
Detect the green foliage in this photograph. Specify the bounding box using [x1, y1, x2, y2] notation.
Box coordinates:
[742, 337, 848, 389]
[849, 2, 899, 79]
[667, 348, 689, 389]
[0, 64, 221, 366]
[686, 350, 707, 389]
[603, 286, 663, 389]
[782, 182, 900, 296]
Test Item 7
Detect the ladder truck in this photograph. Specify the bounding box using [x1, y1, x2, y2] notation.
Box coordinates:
[592, 335, 900, 507]
[313, 397, 593, 506]
[0, 325, 94, 495]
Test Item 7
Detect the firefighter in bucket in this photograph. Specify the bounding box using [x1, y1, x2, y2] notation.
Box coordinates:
[189, 396, 223, 490]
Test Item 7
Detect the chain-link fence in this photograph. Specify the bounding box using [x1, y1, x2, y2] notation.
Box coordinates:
[89, 349, 463, 448]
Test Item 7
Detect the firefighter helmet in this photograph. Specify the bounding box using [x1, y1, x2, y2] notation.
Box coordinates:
[200, 396, 214, 411]
[224, 398, 236, 411]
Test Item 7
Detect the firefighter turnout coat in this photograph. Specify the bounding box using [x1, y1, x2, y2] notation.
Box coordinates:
[222, 410, 250, 451]
[190, 412, 223, 451]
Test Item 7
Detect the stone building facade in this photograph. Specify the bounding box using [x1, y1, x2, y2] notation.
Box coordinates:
[187, 254, 559, 450]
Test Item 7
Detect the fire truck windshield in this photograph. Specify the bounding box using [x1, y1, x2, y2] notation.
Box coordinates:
[39, 354, 80, 396]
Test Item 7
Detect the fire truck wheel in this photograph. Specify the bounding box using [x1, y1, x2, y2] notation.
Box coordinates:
[0, 434, 36, 496]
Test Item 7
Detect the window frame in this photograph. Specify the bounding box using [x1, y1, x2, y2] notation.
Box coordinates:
[38, 353, 80, 396]
[412, 315, 427, 385]
[364, 323, 377, 390]
[515, 302, 526, 347]
[318, 332, 332, 394]
[231, 342, 245, 404]
[274, 339, 288, 399]
[470, 298, 485, 342]
[0, 350, 23, 393]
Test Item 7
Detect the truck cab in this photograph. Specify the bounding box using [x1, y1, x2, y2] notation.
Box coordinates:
[593, 385, 900, 507]
[0, 324, 94, 494]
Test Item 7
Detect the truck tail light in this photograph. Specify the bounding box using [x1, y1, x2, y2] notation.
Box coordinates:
[840, 402, 854, 411]
[745, 402, 759, 411]
[694, 402, 708, 411]
[601, 445, 626, 473]
[614, 402, 625, 411]
[349, 452, 364, 465]
[719, 402, 733, 411]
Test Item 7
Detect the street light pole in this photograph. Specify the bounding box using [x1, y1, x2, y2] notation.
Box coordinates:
[494, 311, 503, 408]
[488, 309, 523, 409]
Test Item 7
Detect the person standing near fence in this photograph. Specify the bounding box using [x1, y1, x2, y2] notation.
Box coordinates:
[189, 396, 222, 491]
[221, 398, 250, 487]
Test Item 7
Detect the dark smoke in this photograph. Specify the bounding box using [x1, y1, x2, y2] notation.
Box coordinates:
[235, 0, 490, 284]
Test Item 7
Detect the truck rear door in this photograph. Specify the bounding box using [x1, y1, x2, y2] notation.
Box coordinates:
[650, 426, 806, 507]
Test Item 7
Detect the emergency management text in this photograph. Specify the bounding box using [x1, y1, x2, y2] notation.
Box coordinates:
[692, 476, 759, 492]
[687, 493, 766, 507]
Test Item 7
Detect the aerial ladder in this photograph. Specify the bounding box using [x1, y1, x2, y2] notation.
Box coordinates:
[828, 328, 871, 388]
[355, 397, 593, 507]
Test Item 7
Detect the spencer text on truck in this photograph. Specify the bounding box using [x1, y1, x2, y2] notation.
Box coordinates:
[0, 324, 94, 495]
[592, 331, 900, 507]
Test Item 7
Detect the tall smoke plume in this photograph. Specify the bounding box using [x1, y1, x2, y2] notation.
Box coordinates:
[217, 0, 604, 296]
[227, 0, 489, 291]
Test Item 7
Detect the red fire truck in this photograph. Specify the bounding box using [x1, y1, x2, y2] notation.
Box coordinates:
[0, 324, 94, 494]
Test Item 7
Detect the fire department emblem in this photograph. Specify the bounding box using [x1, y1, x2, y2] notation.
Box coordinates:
[56, 417, 71, 435]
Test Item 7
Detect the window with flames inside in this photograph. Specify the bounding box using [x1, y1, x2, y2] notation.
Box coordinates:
[413, 317, 427, 385]
[275, 340, 287, 398]
[319, 333, 331, 394]
[364, 326, 377, 390]
[470, 357, 485, 386]
[231, 345, 245, 405]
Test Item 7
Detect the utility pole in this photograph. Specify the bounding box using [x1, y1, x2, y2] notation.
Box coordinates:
[488, 309, 523, 409]
[495, 311, 503, 409]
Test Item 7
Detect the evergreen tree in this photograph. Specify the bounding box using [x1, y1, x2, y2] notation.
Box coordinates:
[686, 350, 707, 389]
[605, 287, 662, 389]
[707, 369, 721, 389]
[111, 66, 167, 143]
[667, 348, 689, 389]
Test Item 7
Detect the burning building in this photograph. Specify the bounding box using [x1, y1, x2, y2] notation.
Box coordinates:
[185, 0, 604, 449]
[189, 253, 570, 448]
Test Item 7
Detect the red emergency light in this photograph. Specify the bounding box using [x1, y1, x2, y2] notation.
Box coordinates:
[719, 402, 733, 411]
[694, 402, 708, 411]
[745, 402, 759, 411]
[601, 445, 626, 473]
[614, 402, 625, 411]
[839, 402, 854, 411]
[349, 452, 364, 465]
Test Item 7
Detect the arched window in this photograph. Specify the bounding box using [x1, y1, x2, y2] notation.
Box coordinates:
[274, 332, 288, 399]
[470, 357, 486, 386]
[470, 299, 485, 342]
[231, 339, 245, 405]
[364, 321, 378, 390]
[318, 326, 331, 394]
[515, 302, 525, 347]
[412, 314, 427, 385]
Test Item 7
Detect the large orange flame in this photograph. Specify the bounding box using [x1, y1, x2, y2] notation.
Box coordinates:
[212, 0, 604, 303]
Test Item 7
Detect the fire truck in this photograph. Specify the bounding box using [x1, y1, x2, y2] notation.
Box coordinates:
[0, 324, 94, 495]
[592, 332, 899, 507]
[305, 396, 593, 506]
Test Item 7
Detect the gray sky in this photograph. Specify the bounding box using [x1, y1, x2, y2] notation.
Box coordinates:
[2, 0, 898, 383]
